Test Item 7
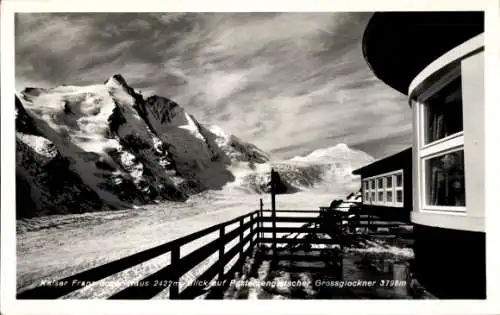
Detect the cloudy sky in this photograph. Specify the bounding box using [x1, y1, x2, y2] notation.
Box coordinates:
[15, 12, 412, 159]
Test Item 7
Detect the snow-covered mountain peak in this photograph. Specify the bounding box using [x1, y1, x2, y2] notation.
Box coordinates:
[104, 73, 131, 89]
[289, 143, 373, 166]
[15, 75, 274, 217]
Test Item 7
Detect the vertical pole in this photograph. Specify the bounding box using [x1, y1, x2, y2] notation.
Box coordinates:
[249, 213, 254, 248]
[259, 208, 263, 247]
[271, 189, 276, 254]
[239, 218, 244, 258]
[258, 199, 263, 248]
[269, 168, 278, 254]
[218, 226, 225, 281]
[170, 245, 180, 299]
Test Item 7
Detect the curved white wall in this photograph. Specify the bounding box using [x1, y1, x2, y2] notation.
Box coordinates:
[409, 34, 484, 232]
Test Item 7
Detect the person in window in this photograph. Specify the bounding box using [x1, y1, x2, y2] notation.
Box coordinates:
[431, 152, 465, 206]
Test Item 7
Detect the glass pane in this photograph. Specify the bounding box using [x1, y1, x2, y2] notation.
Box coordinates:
[396, 174, 403, 187]
[396, 190, 403, 202]
[365, 193, 369, 201]
[371, 192, 375, 202]
[387, 191, 393, 202]
[378, 191, 384, 201]
[386, 176, 392, 188]
[371, 180, 375, 189]
[425, 150, 466, 206]
[424, 76, 463, 144]
[377, 178, 384, 189]
[364, 181, 369, 189]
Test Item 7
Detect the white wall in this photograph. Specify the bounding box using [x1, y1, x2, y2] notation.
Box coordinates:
[409, 35, 485, 233]
[462, 51, 485, 223]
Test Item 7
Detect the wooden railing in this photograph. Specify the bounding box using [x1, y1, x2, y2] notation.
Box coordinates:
[17, 195, 413, 300]
[17, 209, 261, 300]
[17, 206, 347, 300]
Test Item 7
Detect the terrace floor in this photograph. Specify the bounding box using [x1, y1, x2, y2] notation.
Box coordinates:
[197, 229, 435, 299]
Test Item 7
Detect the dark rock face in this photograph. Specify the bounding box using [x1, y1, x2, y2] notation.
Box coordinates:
[107, 106, 127, 136]
[16, 172, 36, 218]
[16, 96, 41, 136]
[144, 95, 180, 124]
[96, 172, 145, 204]
[19, 88, 49, 102]
[16, 136, 104, 217]
[228, 136, 269, 164]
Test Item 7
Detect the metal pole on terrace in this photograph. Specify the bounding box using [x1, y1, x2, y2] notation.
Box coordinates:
[270, 168, 277, 253]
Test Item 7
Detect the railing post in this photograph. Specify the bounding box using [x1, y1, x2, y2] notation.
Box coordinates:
[239, 218, 244, 258]
[259, 199, 263, 248]
[170, 245, 180, 299]
[271, 191, 276, 254]
[218, 226, 225, 281]
[249, 213, 254, 248]
[259, 208, 263, 247]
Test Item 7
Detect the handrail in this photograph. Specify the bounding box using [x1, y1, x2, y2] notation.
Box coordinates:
[260, 209, 322, 213]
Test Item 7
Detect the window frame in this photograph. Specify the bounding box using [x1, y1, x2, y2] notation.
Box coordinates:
[415, 65, 466, 213]
[362, 169, 404, 208]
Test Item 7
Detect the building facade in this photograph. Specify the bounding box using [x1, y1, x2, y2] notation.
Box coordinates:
[361, 12, 485, 299]
[352, 148, 412, 222]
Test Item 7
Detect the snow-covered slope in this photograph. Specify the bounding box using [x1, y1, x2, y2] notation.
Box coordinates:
[15, 74, 374, 218]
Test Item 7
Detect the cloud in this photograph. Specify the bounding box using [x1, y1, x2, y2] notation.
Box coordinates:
[15, 12, 411, 159]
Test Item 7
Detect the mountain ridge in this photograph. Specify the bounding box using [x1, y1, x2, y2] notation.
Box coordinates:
[15, 74, 270, 217]
[15, 74, 373, 218]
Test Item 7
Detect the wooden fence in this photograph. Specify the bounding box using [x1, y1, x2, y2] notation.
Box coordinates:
[17, 207, 344, 300]
[17, 196, 410, 300]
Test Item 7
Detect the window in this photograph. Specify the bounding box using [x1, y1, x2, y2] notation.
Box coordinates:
[424, 77, 463, 144]
[363, 181, 369, 201]
[386, 176, 392, 188]
[378, 191, 384, 202]
[395, 173, 403, 204]
[414, 65, 466, 212]
[377, 178, 383, 189]
[377, 178, 384, 202]
[387, 190, 393, 202]
[396, 174, 402, 187]
[425, 150, 465, 207]
[385, 175, 393, 202]
[362, 170, 404, 207]
[396, 190, 403, 203]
